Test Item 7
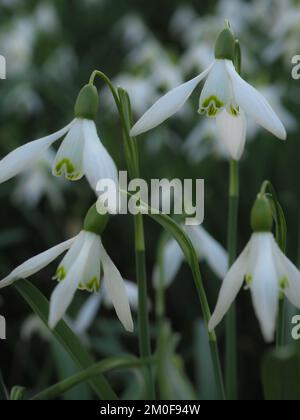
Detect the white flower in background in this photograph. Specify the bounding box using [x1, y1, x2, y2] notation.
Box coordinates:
[130, 28, 286, 160]
[4, 83, 43, 116]
[183, 119, 229, 164]
[0, 85, 117, 195]
[0, 19, 35, 76]
[21, 279, 139, 343]
[12, 148, 66, 210]
[156, 225, 228, 288]
[0, 228, 133, 332]
[34, 2, 58, 33]
[209, 196, 300, 342]
[73, 280, 141, 335]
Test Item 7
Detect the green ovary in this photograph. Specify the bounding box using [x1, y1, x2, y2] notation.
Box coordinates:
[199, 95, 224, 117]
[55, 158, 82, 180]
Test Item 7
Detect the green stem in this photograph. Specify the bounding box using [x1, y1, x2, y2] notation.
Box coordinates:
[134, 213, 155, 399]
[89, 72, 155, 399]
[190, 251, 226, 401]
[276, 297, 286, 349]
[225, 159, 239, 400]
[155, 234, 168, 325]
[31, 356, 154, 400]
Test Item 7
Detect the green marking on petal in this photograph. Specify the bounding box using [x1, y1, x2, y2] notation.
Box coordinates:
[54, 158, 82, 181]
[229, 104, 240, 116]
[198, 95, 224, 117]
[279, 276, 289, 290]
[245, 274, 253, 287]
[54, 266, 66, 282]
[78, 277, 100, 292]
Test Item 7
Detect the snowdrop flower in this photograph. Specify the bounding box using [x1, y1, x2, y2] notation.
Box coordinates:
[12, 148, 66, 210]
[130, 27, 286, 160]
[156, 224, 228, 288]
[0, 205, 133, 332]
[0, 84, 117, 196]
[209, 196, 300, 342]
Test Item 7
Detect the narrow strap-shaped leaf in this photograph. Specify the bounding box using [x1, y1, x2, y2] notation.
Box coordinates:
[31, 356, 152, 400]
[14, 280, 117, 400]
[0, 369, 9, 400]
[262, 347, 300, 400]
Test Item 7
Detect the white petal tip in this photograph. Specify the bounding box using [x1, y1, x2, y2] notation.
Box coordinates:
[278, 129, 287, 141]
[130, 126, 141, 137]
[48, 313, 59, 330]
[208, 318, 216, 332]
[124, 320, 134, 333]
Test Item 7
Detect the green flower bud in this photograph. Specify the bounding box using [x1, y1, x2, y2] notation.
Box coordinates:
[214, 28, 235, 61]
[84, 203, 109, 235]
[251, 196, 273, 233]
[74, 84, 99, 120]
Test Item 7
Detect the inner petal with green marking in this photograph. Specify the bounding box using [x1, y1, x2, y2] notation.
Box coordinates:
[199, 95, 224, 117]
[52, 119, 85, 181]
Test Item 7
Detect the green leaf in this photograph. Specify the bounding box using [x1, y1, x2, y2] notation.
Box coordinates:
[194, 320, 219, 400]
[51, 340, 91, 401]
[262, 346, 300, 400]
[31, 356, 152, 400]
[14, 279, 117, 400]
[0, 369, 9, 400]
[10, 386, 26, 400]
[157, 321, 197, 400]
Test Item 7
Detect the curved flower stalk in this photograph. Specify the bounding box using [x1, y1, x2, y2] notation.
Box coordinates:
[130, 26, 286, 160]
[0, 84, 117, 196]
[156, 224, 228, 288]
[209, 195, 300, 342]
[0, 205, 133, 332]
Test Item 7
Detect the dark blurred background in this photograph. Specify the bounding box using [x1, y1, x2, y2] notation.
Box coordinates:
[0, 0, 300, 400]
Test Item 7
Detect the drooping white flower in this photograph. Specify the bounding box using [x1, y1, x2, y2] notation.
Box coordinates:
[155, 224, 228, 288]
[209, 232, 300, 342]
[0, 230, 133, 332]
[209, 195, 300, 342]
[130, 29, 286, 160]
[0, 85, 118, 196]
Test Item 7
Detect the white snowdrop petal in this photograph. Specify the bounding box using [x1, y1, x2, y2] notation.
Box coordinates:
[209, 239, 251, 331]
[216, 109, 247, 160]
[83, 120, 118, 192]
[0, 236, 77, 288]
[272, 239, 300, 308]
[79, 234, 101, 292]
[48, 232, 95, 329]
[0, 122, 73, 183]
[130, 63, 214, 136]
[104, 280, 140, 311]
[226, 60, 287, 140]
[199, 60, 232, 117]
[52, 119, 85, 180]
[249, 233, 278, 342]
[54, 231, 86, 281]
[100, 240, 134, 332]
[74, 293, 103, 335]
[184, 225, 228, 279]
[161, 238, 184, 287]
